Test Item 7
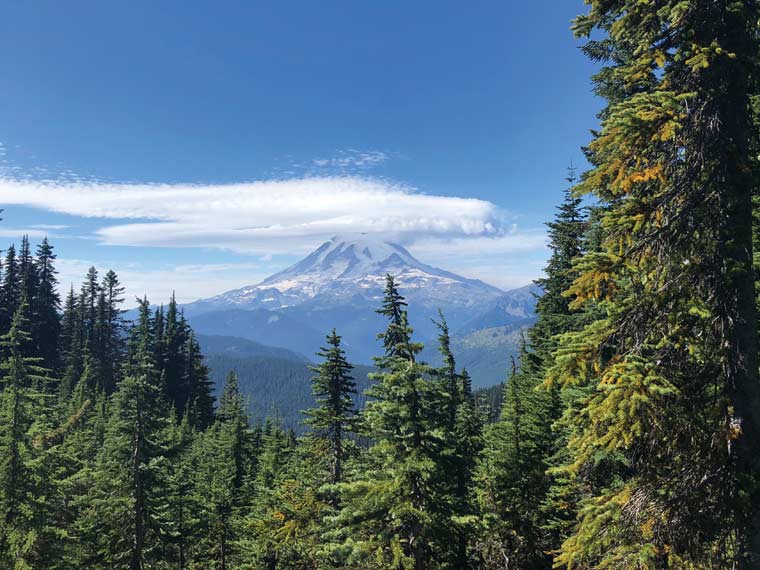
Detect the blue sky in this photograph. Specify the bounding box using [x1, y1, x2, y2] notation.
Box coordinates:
[0, 0, 601, 304]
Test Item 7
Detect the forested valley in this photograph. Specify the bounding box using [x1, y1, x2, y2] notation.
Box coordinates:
[3, 1, 760, 569]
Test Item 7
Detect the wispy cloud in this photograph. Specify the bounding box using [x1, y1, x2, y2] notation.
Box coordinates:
[0, 175, 511, 255]
[311, 150, 390, 170]
[0, 228, 53, 240]
[56, 258, 271, 304]
[30, 223, 70, 230]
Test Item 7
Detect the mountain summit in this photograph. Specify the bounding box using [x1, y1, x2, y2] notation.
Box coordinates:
[192, 234, 506, 312]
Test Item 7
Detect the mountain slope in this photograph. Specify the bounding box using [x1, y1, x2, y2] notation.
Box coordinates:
[189, 309, 324, 358]
[186, 233, 538, 386]
[205, 353, 373, 431]
[196, 334, 308, 362]
[186, 234, 507, 314]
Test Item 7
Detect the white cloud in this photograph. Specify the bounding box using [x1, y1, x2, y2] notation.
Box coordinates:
[2, 172, 549, 296]
[408, 231, 548, 291]
[0, 227, 52, 239]
[0, 175, 507, 254]
[56, 258, 270, 305]
[30, 224, 70, 230]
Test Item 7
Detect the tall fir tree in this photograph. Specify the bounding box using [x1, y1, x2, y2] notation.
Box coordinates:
[58, 287, 84, 399]
[548, 2, 760, 567]
[93, 270, 125, 394]
[81, 297, 168, 570]
[0, 245, 21, 335]
[0, 303, 51, 568]
[332, 276, 449, 569]
[303, 329, 357, 487]
[434, 315, 483, 569]
[34, 238, 61, 372]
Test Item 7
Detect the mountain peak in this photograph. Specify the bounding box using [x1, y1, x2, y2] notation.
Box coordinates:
[192, 233, 507, 312]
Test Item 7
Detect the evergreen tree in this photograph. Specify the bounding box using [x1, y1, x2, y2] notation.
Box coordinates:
[240, 417, 304, 570]
[18, 237, 38, 315]
[81, 297, 168, 570]
[0, 245, 21, 334]
[0, 303, 51, 568]
[550, 3, 760, 567]
[193, 372, 255, 569]
[434, 316, 483, 569]
[183, 331, 215, 429]
[158, 410, 202, 570]
[303, 329, 357, 486]
[476, 355, 552, 570]
[332, 277, 448, 569]
[97, 270, 125, 393]
[80, 267, 99, 336]
[34, 238, 61, 371]
[58, 287, 84, 399]
[161, 294, 186, 411]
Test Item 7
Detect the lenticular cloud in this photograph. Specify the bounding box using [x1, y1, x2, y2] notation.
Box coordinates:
[0, 175, 505, 254]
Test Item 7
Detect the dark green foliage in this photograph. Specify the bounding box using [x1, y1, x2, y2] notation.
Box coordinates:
[0, 245, 21, 334]
[79, 298, 169, 570]
[303, 329, 357, 485]
[549, 2, 760, 568]
[0, 303, 52, 568]
[33, 238, 61, 371]
[205, 354, 373, 431]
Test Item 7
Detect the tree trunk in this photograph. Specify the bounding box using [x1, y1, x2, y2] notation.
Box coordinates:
[717, 5, 760, 567]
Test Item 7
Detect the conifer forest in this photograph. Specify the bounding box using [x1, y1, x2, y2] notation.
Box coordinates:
[3, 1, 760, 569]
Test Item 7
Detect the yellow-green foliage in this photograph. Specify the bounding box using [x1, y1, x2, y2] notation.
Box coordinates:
[552, 0, 760, 567]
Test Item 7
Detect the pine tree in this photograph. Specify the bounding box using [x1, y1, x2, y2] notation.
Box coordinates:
[182, 331, 215, 429]
[97, 270, 125, 393]
[18, 237, 38, 315]
[161, 294, 185, 408]
[303, 329, 357, 487]
[550, 3, 760, 567]
[80, 267, 99, 335]
[239, 417, 305, 570]
[158, 410, 202, 570]
[193, 372, 255, 569]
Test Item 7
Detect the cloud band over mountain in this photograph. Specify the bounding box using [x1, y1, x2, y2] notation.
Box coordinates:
[0, 175, 522, 254]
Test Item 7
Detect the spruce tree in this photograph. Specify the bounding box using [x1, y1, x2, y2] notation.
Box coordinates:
[193, 372, 255, 569]
[158, 410, 202, 570]
[98, 270, 125, 393]
[182, 331, 215, 429]
[58, 287, 84, 399]
[434, 315, 483, 569]
[80, 267, 99, 335]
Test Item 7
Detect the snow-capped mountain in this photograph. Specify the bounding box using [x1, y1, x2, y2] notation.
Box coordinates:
[184, 234, 538, 382]
[188, 234, 506, 313]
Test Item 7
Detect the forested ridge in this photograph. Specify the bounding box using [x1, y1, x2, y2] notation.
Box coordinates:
[3, 1, 760, 568]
